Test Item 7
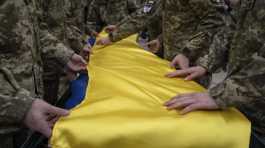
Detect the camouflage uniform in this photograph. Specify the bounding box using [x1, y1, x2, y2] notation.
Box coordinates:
[0, 1, 40, 147]
[137, 0, 162, 41]
[109, 0, 228, 87]
[109, 0, 162, 42]
[144, 3, 162, 41]
[161, 0, 228, 64]
[0, 0, 76, 147]
[204, 0, 265, 137]
[110, 0, 228, 62]
[85, 0, 140, 35]
[39, 0, 88, 103]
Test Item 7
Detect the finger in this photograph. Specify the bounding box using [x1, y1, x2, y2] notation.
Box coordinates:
[46, 105, 70, 117]
[46, 114, 57, 121]
[72, 65, 86, 72]
[165, 71, 178, 78]
[180, 103, 202, 115]
[48, 117, 59, 128]
[79, 57, 87, 65]
[80, 65, 87, 71]
[149, 45, 159, 53]
[167, 98, 195, 110]
[165, 69, 190, 78]
[73, 55, 87, 65]
[50, 117, 59, 124]
[185, 72, 199, 81]
[164, 94, 190, 106]
[164, 97, 177, 106]
[83, 45, 92, 54]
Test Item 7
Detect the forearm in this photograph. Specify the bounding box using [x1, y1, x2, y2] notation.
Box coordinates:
[40, 30, 74, 66]
[181, 32, 212, 64]
[196, 26, 233, 72]
[110, 0, 162, 42]
[85, 2, 102, 35]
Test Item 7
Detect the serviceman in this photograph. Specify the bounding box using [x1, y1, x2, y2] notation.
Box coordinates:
[0, 0, 86, 147]
[39, 0, 90, 104]
[164, 0, 265, 147]
[97, 0, 229, 87]
[85, 0, 141, 36]
[120, 0, 163, 53]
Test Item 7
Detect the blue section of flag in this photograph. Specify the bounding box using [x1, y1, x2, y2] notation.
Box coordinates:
[64, 73, 88, 109]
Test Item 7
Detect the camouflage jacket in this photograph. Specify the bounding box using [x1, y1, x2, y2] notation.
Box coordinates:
[162, 0, 228, 62]
[208, 0, 265, 135]
[85, 0, 140, 35]
[39, 0, 88, 54]
[0, 0, 79, 134]
[110, 0, 228, 63]
[109, 0, 162, 42]
[0, 0, 39, 134]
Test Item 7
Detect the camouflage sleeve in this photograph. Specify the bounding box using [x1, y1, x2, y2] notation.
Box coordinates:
[110, 0, 162, 42]
[209, 54, 265, 109]
[196, 27, 233, 72]
[178, 0, 228, 64]
[32, 0, 75, 67]
[85, 0, 102, 35]
[209, 5, 265, 108]
[0, 69, 34, 125]
[40, 30, 75, 67]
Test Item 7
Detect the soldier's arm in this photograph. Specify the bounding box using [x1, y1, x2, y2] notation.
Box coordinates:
[32, 0, 75, 67]
[178, 0, 229, 64]
[209, 62, 265, 109]
[195, 27, 232, 73]
[39, 30, 75, 67]
[110, 0, 162, 42]
[85, 0, 102, 36]
[209, 15, 265, 109]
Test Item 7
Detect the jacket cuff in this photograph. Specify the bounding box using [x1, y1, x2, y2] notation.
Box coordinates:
[56, 43, 75, 66]
[208, 84, 228, 109]
[196, 56, 210, 72]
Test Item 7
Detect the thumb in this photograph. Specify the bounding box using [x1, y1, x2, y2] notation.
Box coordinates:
[47, 105, 70, 117]
[79, 57, 87, 65]
[74, 55, 87, 65]
[185, 72, 198, 81]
